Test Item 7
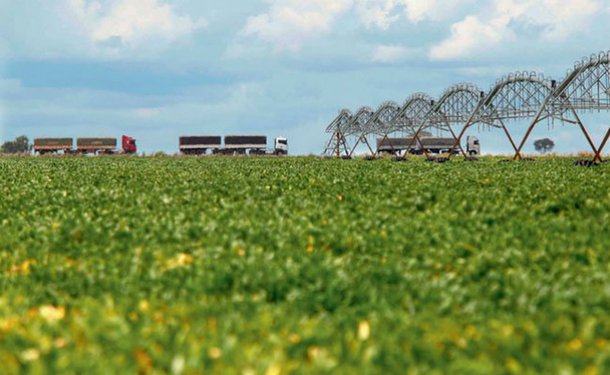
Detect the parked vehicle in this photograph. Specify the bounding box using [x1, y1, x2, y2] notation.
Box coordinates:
[179, 135, 288, 155]
[376, 136, 480, 155]
[465, 136, 480, 155]
[224, 135, 268, 155]
[179, 136, 222, 155]
[376, 137, 416, 154]
[33, 135, 137, 155]
[33, 138, 73, 155]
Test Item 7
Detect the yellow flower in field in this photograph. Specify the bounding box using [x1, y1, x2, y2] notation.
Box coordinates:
[288, 333, 301, 344]
[0, 317, 18, 332]
[20, 348, 40, 362]
[166, 253, 194, 270]
[568, 338, 583, 351]
[307, 346, 323, 360]
[134, 349, 153, 372]
[456, 337, 468, 348]
[51, 222, 60, 231]
[39, 305, 66, 323]
[506, 357, 521, 373]
[208, 347, 222, 359]
[306, 236, 314, 254]
[358, 320, 371, 341]
[336, 194, 344, 202]
[10, 260, 31, 275]
[501, 324, 514, 337]
[265, 364, 281, 375]
[54, 338, 67, 349]
[171, 355, 186, 374]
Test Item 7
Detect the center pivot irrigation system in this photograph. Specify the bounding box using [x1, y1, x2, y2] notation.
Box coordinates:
[323, 50, 610, 164]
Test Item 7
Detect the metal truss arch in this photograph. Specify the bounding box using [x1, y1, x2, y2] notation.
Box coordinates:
[409, 84, 484, 158]
[348, 107, 375, 135]
[432, 83, 484, 126]
[325, 109, 352, 134]
[323, 109, 353, 156]
[481, 72, 554, 122]
[344, 106, 377, 155]
[448, 72, 555, 159]
[396, 93, 435, 130]
[553, 51, 610, 111]
[516, 50, 610, 162]
[321, 49, 610, 161]
[366, 101, 402, 135]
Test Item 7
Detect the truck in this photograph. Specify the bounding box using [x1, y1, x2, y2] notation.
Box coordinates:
[224, 135, 267, 155]
[33, 135, 137, 155]
[377, 136, 480, 156]
[179, 135, 288, 156]
[33, 138, 73, 154]
[179, 136, 222, 155]
[76, 137, 117, 154]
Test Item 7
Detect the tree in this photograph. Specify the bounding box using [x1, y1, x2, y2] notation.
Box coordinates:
[534, 138, 555, 154]
[1, 135, 32, 154]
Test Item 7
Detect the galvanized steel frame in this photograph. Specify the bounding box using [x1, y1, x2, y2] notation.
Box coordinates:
[323, 109, 352, 157]
[374, 93, 435, 155]
[323, 50, 610, 162]
[515, 51, 610, 162]
[410, 84, 482, 158]
[449, 72, 556, 158]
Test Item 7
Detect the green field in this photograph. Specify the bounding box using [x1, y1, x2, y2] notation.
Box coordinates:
[1, 157, 610, 374]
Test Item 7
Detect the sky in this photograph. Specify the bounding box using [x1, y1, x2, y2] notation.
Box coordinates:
[1, 0, 609, 155]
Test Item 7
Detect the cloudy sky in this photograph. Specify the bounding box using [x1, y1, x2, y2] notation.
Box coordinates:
[1, 0, 609, 154]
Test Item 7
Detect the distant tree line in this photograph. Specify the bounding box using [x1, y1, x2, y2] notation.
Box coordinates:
[1, 135, 31, 154]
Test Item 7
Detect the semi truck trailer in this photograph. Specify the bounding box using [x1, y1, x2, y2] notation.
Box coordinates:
[224, 135, 268, 155]
[33, 135, 137, 155]
[377, 136, 480, 155]
[77, 138, 117, 154]
[179, 135, 288, 155]
[179, 136, 222, 155]
[33, 138, 73, 154]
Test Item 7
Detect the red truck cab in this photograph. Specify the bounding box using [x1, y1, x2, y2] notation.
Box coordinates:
[122, 135, 137, 154]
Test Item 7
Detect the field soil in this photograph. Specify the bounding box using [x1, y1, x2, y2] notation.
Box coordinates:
[1, 157, 610, 374]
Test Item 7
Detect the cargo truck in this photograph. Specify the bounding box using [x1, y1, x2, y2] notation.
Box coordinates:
[224, 135, 267, 155]
[179, 135, 288, 155]
[33, 138, 73, 154]
[33, 135, 137, 155]
[223, 135, 288, 155]
[377, 136, 480, 155]
[179, 136, 222, 155]
[77, 137, 117, 154]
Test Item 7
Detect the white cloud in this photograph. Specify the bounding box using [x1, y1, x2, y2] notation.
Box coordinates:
[430, 0, 603, 60]
[63, 0, 207, 56]
[0, 1, 207, 60]
[241, 0, 472, 51]
[528, 0, 601, 41]
[402, 0, 438, 22]
[430, 15, 508, 60]
[371, 44, 411, 63]
[401, 0, 473, 23]
[355, 0, 399, 30]
[242, 0, 352, 51]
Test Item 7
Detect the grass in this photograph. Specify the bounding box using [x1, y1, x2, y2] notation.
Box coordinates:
[1, 156, 610, 374]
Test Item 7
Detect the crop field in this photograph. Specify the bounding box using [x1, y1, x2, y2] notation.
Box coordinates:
[1, 157, 610, 374]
